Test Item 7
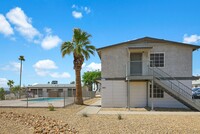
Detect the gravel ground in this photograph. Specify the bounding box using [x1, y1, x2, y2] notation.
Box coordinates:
[0, 98, 200, 134]
[0, 116, 33, 134]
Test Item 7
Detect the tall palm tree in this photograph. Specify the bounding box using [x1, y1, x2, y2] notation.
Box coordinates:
[19, 55, 25, 88]
[61, 28, 96, 105]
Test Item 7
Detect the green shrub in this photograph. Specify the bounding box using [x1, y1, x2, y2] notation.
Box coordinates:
[118, 114, 122, 120]
[82, 112, 88, 117]
[48, 103, 55, 111]
[0, 88, 5, 100]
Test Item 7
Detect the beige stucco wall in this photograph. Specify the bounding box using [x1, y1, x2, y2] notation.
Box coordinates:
[100, 42, 194, 79]
[101, 45, 128, 78]
[148, 43, 193, 77]
[101, 80, 127, 107]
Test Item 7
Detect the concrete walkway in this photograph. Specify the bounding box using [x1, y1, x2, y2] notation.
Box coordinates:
[77, 99, 200, 115]
[77, 99, 101, 115]
[98, 111, 200, 115]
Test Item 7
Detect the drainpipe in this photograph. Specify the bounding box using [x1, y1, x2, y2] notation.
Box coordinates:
[146, 81, 148, 107]
[126, 62, 130, 111]
[151, 79, 154, 111]
[127, 80, 130, 110]
[151, 66, 154, 111]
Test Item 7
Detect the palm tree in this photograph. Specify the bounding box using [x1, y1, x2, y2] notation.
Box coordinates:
[19, 55, 25, 88]
[7, 80, 14, 92]
[61, 28, 96, 105]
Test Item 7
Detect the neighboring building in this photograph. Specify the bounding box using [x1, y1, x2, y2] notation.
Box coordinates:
[27, 83, 76, 97]
[192, 76, 200, 88]
[27, 81, 96, 98]
[97, 37, 200, 110]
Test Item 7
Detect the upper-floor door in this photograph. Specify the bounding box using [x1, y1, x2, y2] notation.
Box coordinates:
[130, 53, 142, 75]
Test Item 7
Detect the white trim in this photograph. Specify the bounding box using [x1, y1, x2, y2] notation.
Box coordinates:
[149, 52, 165, 68]
[149, 83, 164, 98]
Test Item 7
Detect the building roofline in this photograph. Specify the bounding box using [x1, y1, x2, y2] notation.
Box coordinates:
[27, 84, 76, 88]
[97, 37, 200, 51]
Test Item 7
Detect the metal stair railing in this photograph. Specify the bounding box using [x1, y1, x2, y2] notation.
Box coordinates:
[148, 65, 200, 107]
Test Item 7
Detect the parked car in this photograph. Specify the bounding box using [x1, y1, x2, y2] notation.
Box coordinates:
[192, 88, 200, 99]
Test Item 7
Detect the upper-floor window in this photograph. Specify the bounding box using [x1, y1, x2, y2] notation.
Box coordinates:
[150, 53, 164, 67]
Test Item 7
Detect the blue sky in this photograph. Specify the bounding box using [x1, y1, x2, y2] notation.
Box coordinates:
[0, 0, 200, 88]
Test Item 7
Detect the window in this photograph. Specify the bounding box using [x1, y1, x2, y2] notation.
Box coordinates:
[58, 89, 63, 92]
[150, 84, 164, 98]
[150, 53, 164, 67]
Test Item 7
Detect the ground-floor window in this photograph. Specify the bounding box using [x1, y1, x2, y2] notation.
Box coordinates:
[150, 84, 164, 98]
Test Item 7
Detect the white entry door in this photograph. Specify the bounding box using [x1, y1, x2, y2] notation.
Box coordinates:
[130, 82, 147, 107]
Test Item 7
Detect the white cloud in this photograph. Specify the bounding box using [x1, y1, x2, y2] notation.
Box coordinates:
[71, 5, 91, 19]
[41, 35, 62, 50]
[33, 59, 57, 70]
[0, 78, 8, 88]
[193, 69, 200, 76]
[34, 69, 49, 77]
[0, 14, 14, 36]
[33, 59, 71, 78]
[72, 4, 77, 9]
[3, 7, 61, 50]
[1, 62, 20, 72]
[82, 63, 86, 68]
[32, 83, 38, 86]
[183, 34, 200, 44]
[33, 39, 41, 44]
[6, 7, 40, 40]
[84, 7, 91, 14]
[49, 72, 71, 78]
[33, 59, 57, 77]
[86, 62, 101, 71]
[72, 11, 83, 19]
[44, 27, 52, 35]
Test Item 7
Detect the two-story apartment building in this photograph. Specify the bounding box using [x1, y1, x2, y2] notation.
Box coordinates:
[97, 37, 200, 110]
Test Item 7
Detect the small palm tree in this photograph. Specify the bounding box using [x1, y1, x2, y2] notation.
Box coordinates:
[7, 80, 14, 91]
[19, 56, 25, 88]
[61, 28, 96, 105]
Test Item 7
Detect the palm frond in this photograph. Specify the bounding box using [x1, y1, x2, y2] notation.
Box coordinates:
[61, 41, 74, 57]
[82, 49, 90, 60]
[19, 56, 25, 61]
[87, 49, 95, 56]
[62, 28, 96, 61]
[85, 45, 96, 50]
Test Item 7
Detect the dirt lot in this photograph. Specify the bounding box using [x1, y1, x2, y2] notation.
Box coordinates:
[0, 98, 200, 134]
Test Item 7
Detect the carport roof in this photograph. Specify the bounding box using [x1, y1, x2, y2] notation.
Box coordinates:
[27, 84, 76, 88]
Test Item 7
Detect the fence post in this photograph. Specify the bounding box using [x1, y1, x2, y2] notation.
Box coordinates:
[73, 89, 75, 103]
[26, 90, 28, 108]
[64, 91, 65, 107]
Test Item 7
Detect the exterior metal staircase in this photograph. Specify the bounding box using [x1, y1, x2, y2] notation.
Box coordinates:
[149, 67, 200, 111]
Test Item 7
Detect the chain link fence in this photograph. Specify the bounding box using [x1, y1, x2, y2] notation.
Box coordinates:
[0, 89, 95, 108]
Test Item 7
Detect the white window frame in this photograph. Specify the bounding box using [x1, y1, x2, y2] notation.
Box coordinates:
[149, 52, 165, 68]
[149, 84, 164, 98]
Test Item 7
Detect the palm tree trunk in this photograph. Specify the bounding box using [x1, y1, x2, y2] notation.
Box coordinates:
[20, 60, 22, 87]
[19, 60, 22, 99]
[75, 68, 83, 105]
